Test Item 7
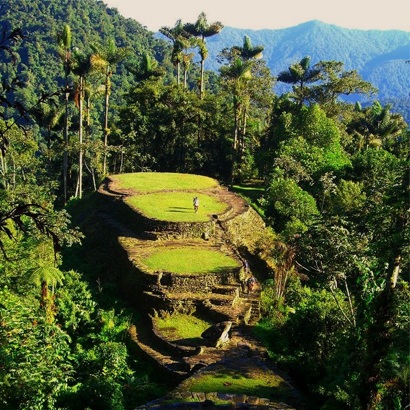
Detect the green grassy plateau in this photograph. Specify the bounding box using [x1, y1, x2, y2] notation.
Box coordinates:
[155, 314, 211, 343]
[184, 365, 292, 400]
[114, 172, 217, 192]
[142, 247, 240, 275]
[126, 192, 228, 222]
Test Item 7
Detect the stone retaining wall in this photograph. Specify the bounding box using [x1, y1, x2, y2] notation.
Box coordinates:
[136, 391, 294, 409]
[221, 207, 266, 255]
[143, 291, 199, 314]
[127, 325, 188, 384]
[160, 269, 242, 293]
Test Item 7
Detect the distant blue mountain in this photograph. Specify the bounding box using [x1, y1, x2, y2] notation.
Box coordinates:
[159, 21, 405, 120]
[158, 21, 410, 117]
[202, 21, 410, 103]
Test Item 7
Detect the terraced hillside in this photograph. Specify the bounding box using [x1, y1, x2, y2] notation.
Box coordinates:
[97, 172, 304, 410]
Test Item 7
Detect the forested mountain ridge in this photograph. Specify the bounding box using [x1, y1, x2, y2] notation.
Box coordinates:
[201, 21, 410, 118]
[0, 0, 171, 105]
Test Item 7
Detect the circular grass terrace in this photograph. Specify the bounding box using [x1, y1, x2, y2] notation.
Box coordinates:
[126, 191, 228, 222]
[180, 363, 295, 401]
[154, 314, 212, 345]
[142, 247, 240, 275]
[114, 172, 218, 192]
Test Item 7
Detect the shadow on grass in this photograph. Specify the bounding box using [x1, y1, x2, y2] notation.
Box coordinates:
[173, 337, 203, 346]
[176, 266, 237, 275]
[207, 266, 239, 274]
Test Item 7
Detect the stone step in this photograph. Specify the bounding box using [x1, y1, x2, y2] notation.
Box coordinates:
[203, 298, 252, 325]
[138, 390, 296, 408]
[211, 284, 241, 296]
[134, 332, 190, 379]
[151, 290, 235, 305]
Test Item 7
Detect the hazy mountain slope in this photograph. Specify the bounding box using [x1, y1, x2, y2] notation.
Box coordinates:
[205, 21, 410, 102]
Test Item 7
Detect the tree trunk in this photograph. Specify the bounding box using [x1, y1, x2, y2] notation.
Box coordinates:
[120, 149, 124, 173]
[184, 68, 188, 89]
[63, 77, 69, 204]
[78, 76, 83, 199]
[230, 102, 239, 185]
[103, 76, 110, 175]
[86, 96, 91, 140]
[84, 160, 97, 191]
[41, 280, 47, 305]
[233, 103, 239, 151]
[74, 175, 79, 198]
[238, 106, 248, 167]
[390, 255, 401, 288]
[177, 63, 180, 86]
[0, 152, 8, 190]
[200, 58, 205, 99]
[242, 107, 248, 151]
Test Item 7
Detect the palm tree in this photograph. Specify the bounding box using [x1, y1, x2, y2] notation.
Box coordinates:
[234, 35, 264, 61]
[220, 36, 265, 159]
[160, 20, 185, 85]
[56, 24, 72, 204]
[72, 48, 94, 199]
[31, 103, 64, 177]
[31, 103, 64, 150]
[277, 56, 320, 105]
[180, 35, 198, 89]
[126, 53, 164, 83]
[353, 101, 408, 150]
[219, 35, 264, 64]
[83, 80, 105, 191]
[26, 263, 64, 308]
[184, 12, 223, 98]
[91, 39, 130, 175]
[220, 58, 253, 183]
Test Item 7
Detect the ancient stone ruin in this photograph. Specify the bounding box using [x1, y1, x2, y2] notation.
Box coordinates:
[96, 173, 304, 409]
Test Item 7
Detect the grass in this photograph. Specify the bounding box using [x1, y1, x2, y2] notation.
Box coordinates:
[126, 192, 228, 222]
[232, 182, 266, 218]
[155, 314, 211, 343]
[184, 365, 292, 400]
[114, 172, 218, 192]
[142, 247, 240, 274]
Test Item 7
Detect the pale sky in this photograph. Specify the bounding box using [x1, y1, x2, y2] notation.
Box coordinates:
[103, 0, 410, 32]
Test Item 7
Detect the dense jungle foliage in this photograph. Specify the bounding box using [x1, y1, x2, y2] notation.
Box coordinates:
[0, 1, 409, 409]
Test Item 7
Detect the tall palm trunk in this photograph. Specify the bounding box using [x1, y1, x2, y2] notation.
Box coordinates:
[240, 106, 248, 159]
[183, 67, 187, 89]
[86, 95, 91, 139]
[78, 76, 84, 199]
[103, 76, 110, 175]
[177, 63, 180, 86]
[58, 24, 71, 204]
[63, 77, 69, 204]
[0, 152, 8, 190]
[231, 100, 240, 184]
[200, 58, 205, 98]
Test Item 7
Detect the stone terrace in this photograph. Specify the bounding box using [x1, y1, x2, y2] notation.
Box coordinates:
[97, 173, 303, 409]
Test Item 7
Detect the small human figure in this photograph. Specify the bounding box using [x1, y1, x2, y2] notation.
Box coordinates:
[244, 260, 250, 273]
[247, 276, 256, 293]
[193, 196, 199, 213]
